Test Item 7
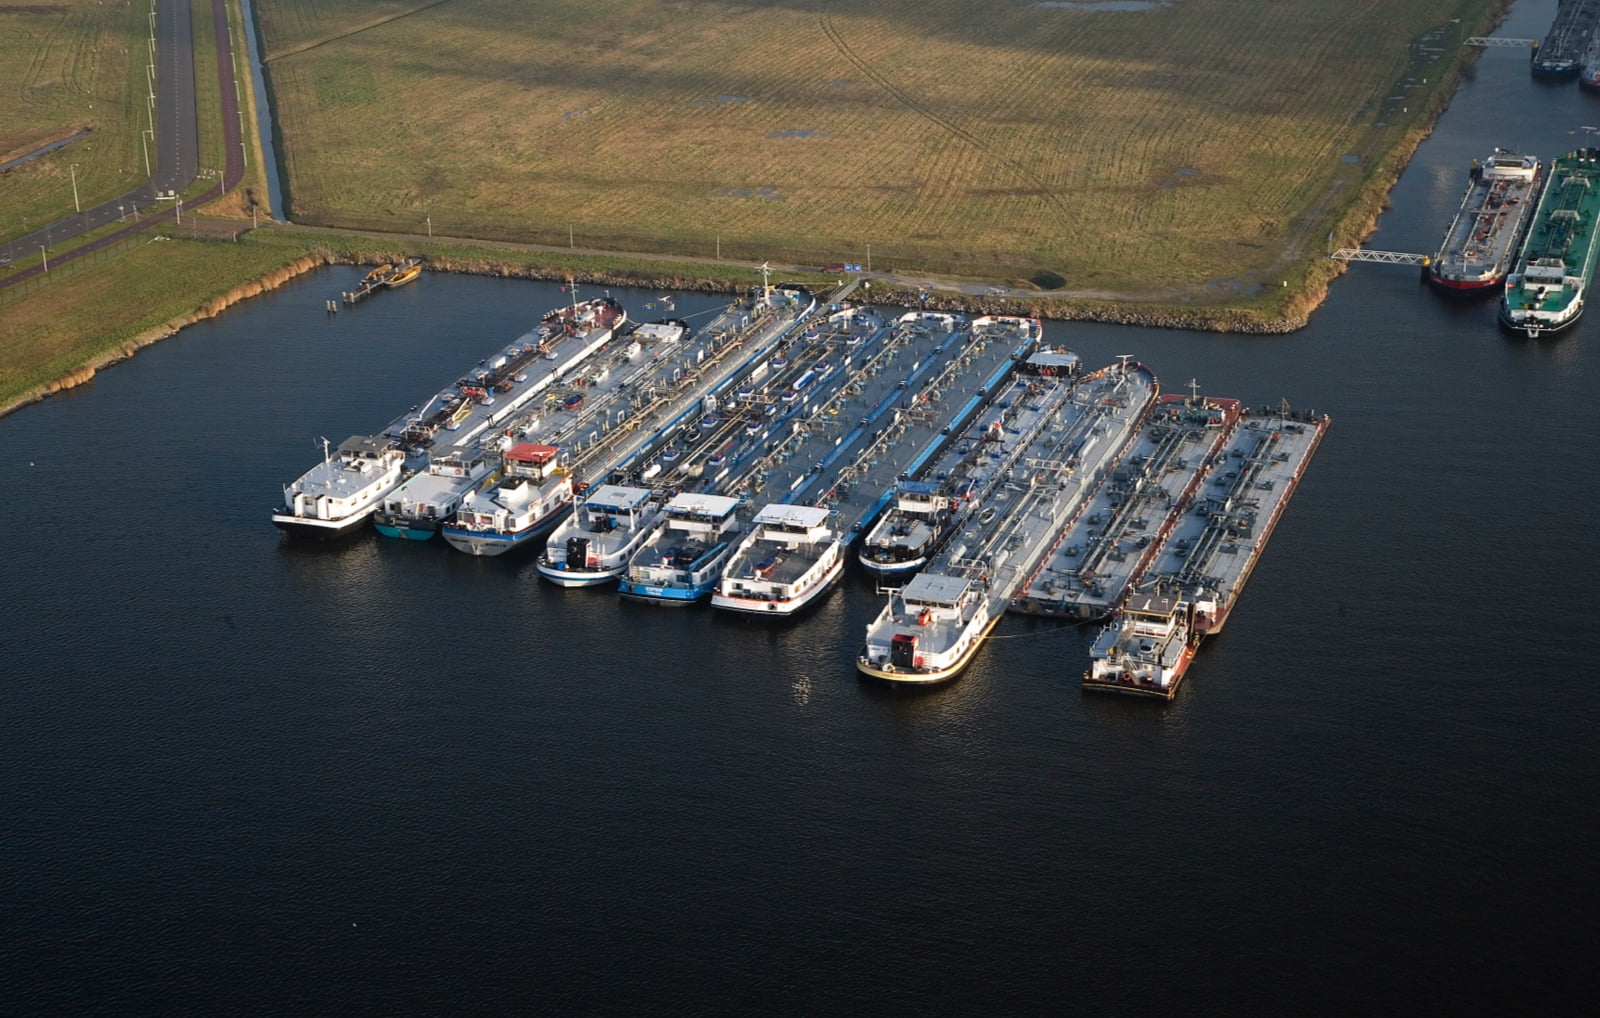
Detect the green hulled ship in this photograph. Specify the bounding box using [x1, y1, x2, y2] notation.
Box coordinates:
[1500, 148, 1600, 338]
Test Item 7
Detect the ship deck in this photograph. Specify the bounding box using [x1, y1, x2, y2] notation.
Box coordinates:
[1505, 151, 1600, 317]
[1433, 157, 1541, 282]
[565, 287, 821, 485]
[1017, 396, 1240, 619]
[381, 308, 617, 459]
[1134, 408, 1328, 634]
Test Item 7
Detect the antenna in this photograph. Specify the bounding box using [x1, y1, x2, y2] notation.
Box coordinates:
[1117, 354, 1134, 373]
[759, 261, 773, 304]
[319, 436, 331, 468]
[1187, 378, 1201, 404]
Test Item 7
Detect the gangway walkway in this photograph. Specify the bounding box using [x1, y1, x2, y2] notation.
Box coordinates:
[1330, 248, 1427, 266]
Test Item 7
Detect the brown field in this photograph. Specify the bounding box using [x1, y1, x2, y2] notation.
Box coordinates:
[260, 0, 1503, 309]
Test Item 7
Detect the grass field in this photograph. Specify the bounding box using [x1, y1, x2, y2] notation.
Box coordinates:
[0, 0, 150, 243]
[259, 0, 1504, 310]
[0, 229, 315, 409]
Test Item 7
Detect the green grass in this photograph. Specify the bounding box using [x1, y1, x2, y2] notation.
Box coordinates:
[0, 0, 148, 243]
[258, 0, 1505, 312]
[0, 229, 315, 410]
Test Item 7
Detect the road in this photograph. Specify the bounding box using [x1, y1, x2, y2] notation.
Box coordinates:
[0, 0, 243, 289]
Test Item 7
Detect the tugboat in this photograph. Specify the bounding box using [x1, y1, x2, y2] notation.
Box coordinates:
[1081, 590, 1199, 700]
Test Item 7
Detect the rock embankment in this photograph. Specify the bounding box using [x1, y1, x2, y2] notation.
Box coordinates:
[323, 253, 1307, 334]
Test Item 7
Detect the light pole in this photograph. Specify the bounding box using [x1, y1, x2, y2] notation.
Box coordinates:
[175, 196, 182, 224]
[141, 131, 150, 176]
[38, 244, 48, 273]
[118, 203, 125, 222]
[70, 163, 80, 213]
[427, 214, 432, 238]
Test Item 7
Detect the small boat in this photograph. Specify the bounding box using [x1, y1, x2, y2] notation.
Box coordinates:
[1081, 589, 1198, 699]
[363, 263, 394, 284]
[386, 261, 422, 287]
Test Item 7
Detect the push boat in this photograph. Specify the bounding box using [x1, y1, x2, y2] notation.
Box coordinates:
[617, 493, 744, 605]
[1428, 150, 1542, 292]
[1081, 590, 1199, 699]
[272, 435, 409, 538]
[536, 484, 664, 586]
[1082, 404, 1330, 698]
[373, 450, 497, 541]
[857, 573, 1003, 684]
[440, 444, 572, 556]
[710, 504, 845, 615]
[1500, 147, 1600, 337]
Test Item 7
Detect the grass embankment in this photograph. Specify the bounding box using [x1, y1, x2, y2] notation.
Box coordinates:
[260, 0, 1505, 318]
[0, 231, 320, 416]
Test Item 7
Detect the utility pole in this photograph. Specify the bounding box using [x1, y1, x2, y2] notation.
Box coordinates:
[39, 244, 48, 273]
[70, 163, 80, 213]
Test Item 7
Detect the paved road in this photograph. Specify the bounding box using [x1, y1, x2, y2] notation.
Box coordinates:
[0, 0, 221, 286]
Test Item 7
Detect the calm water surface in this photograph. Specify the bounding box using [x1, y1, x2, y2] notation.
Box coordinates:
[3, 2, 1595, 1011]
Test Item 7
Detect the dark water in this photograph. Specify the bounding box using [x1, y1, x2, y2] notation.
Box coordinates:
[3, 3, 1596, 1012]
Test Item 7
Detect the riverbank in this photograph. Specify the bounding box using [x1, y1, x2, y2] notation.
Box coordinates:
[0, 239, 326, 420]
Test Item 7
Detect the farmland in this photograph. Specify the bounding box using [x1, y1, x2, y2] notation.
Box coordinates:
[259, 0, 1504, 310]
[0, 0, 149, 242]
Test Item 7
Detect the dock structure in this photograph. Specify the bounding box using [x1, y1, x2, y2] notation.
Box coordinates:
[340, 259, 419, 305]
[1330, 248, 1426, 266]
